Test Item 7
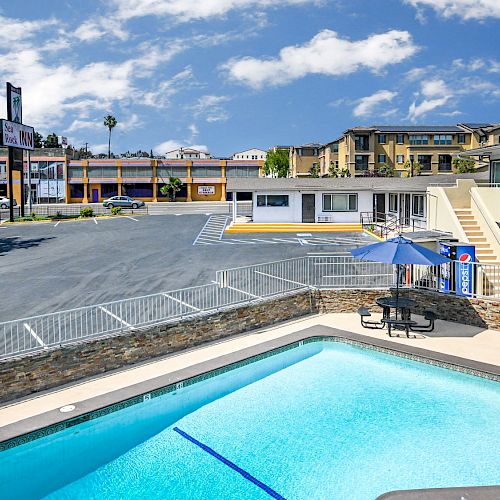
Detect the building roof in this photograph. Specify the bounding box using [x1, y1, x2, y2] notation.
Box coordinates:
[227, 172, 488, 193]
[372, 125, 464, 133]
[459, 123, 493, 130]
[232, 148, 267, 155]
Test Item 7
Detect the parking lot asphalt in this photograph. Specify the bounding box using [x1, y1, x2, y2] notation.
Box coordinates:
[0, 214, 374, 322]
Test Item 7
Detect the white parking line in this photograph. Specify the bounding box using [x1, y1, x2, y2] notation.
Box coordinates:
[125, 216, 139, 222]
[23, 323, 47, 348]
[93, 218, 98, 224]
[98, 306, 132, 327]
[54, 221, 60, 227]
[162, 293, 201, 311]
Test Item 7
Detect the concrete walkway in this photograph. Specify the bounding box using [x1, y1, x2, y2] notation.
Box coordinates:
[0, 313, 498, 429]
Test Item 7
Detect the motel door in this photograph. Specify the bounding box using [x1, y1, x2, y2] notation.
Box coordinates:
[399, 193, 411, 226]
[302, 194, 315, 223]
[372, 194, 386, 222]
[92, 189, 99, 203]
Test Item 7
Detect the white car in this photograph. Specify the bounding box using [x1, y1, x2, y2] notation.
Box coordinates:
[0, 196, 17, 209]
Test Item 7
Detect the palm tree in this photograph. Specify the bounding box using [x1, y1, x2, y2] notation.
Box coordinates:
[103, 115, 117, 158]
[160, 177, 183, 201]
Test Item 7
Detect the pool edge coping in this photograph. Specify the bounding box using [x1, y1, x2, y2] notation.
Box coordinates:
[0, 324, 499, 451]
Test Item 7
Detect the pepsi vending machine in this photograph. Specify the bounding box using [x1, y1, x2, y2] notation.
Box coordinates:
[439, 241, 476, 296]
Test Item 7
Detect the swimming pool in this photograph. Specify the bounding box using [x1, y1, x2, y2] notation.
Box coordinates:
[0, 340, 499, 499]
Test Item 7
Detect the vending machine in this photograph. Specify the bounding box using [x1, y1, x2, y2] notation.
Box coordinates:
[439, 241, 476, 296]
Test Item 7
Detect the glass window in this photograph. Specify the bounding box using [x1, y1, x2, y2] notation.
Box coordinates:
[417, 155, 432, 171]
[377, 154, 386, 163]
[355, 135, 369, 151]
[433, 134, 452, 145]
[389, 193, 398, 212]
[323, 193, 358, 212]
[397, 134, 404, 144]
[457, 133, 466, 144]
[396, 155, 404, 164]
[256, 195, 289, 207]
[330, 144, 339, 153]
[355, 155, 368, 171]
[378, 134, 386, 144]
[409, 135, 429, 145]
[412, 195, 425, 217]
[191, 166, 222, 177]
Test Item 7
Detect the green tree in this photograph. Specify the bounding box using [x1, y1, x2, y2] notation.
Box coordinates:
[160, 177, 183, 201]
[263, 149, 290, 178]
[77, 147, 93, 159]
[44, 133, 60, 148]
[309, 163, 320, 178]
[34, 132, 44, 148]
[453, 157, 476, 174]
[327, 161, 351, 178]
[403, 159, 422, 177]
[103, 115, 117, 159]
[377, 163, 395, 177]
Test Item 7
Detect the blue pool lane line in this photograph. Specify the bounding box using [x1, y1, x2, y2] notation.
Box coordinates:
[173, 427, 286, 500]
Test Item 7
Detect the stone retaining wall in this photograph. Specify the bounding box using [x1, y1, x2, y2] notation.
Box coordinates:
[1, 287, 498, 404]
[0, 291, 315, 404]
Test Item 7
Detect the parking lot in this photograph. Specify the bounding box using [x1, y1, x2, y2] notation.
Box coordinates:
[0, 214, 374, 322]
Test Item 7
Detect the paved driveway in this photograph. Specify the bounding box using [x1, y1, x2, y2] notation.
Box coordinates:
[0, 214, 373, 322]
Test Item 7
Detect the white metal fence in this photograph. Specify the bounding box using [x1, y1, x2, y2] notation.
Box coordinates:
[1, 256, 498, 360]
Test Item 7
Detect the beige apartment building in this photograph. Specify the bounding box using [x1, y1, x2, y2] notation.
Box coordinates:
[315, 123, 500, 177]
[289, 143, 322, 176]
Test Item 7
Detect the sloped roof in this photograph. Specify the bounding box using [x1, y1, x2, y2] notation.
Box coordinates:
[227, 172, 488, 193]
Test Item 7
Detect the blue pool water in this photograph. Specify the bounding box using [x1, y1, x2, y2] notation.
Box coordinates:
[1, 341, 499, 499]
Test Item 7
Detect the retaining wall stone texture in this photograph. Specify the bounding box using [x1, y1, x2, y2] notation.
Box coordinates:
[1, 288, 498, 404]
[0, 291, 314, 404]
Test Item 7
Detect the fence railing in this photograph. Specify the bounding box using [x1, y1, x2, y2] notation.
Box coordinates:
[1, 256, 499, 360]
[0, 204, 148, 221]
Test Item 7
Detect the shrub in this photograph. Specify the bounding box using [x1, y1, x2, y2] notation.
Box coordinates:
[111, 206, 122, 216]
[80, 207, 94, 218]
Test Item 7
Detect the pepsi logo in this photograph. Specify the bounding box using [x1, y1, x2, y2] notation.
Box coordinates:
[459, 253, 472, 263]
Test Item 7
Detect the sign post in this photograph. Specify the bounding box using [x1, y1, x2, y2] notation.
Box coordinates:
[2, 83, 35, 221]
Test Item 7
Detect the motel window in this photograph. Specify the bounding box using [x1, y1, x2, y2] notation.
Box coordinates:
[330, 144, 339, 153]
[191, 166, 221, 177]
[412, 195, 425, 217]
[256, 194, 289, 207]
[389, 193, 398, 212]
[378, 134, 386, 144]
[396, 154, 404, 164]
[457, 133, 466, 144]
[323, 193, 358, 212]
[397, 134, 404, 144]
[377, 154, 386, 164]
[355, 155, 368, 171]
[69, 184, 84, 199]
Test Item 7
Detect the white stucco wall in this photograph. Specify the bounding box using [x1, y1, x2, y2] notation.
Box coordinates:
[251, 191, 373, 223]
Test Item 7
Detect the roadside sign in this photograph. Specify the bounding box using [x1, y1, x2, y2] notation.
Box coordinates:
[7, 83, 22, 123]
[1, 119, 35, 150]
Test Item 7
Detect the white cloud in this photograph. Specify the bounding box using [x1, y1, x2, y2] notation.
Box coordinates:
[112, 0, 316, 22]
[189, 95, 231, 122]
[408, 79, 452, 120]
[143, 66, 197, 108]
[66, 119, 98, 132]
[117, 113, 142, 131]
[223, 29, 418, 89]
[404, 0, 500, 20]
[0, 15, 57, 44]
[0, 40, 185, 130]
[74, 18, 129, 42]
[353, 90, 397, 117]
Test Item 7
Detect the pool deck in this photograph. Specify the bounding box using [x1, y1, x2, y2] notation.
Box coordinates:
[1, 312, 498, 438]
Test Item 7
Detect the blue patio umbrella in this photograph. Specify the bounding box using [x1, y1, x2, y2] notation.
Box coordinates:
[351, 235, 451, 300]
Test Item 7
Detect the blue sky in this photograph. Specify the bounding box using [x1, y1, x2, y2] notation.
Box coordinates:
[0, 0, 499, 156]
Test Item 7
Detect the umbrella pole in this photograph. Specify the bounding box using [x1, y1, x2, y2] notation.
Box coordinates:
[396, 264, 400, 320]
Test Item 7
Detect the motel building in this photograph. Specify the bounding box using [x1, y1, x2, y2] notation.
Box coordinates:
[65, 158, 263, 203]
[226, 173, 488, 227]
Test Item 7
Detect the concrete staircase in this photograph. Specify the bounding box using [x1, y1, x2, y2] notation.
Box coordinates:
[454, 208, 499, 263]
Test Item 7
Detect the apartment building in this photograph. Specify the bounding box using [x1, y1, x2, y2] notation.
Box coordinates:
[317, 123, 500, 177]
[164, 148, 211, 159]
[289, 143, 322, 177]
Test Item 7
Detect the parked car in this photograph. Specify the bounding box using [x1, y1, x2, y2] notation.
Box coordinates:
[102, 196, 145, 209]
[0, 196, 17, 209]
